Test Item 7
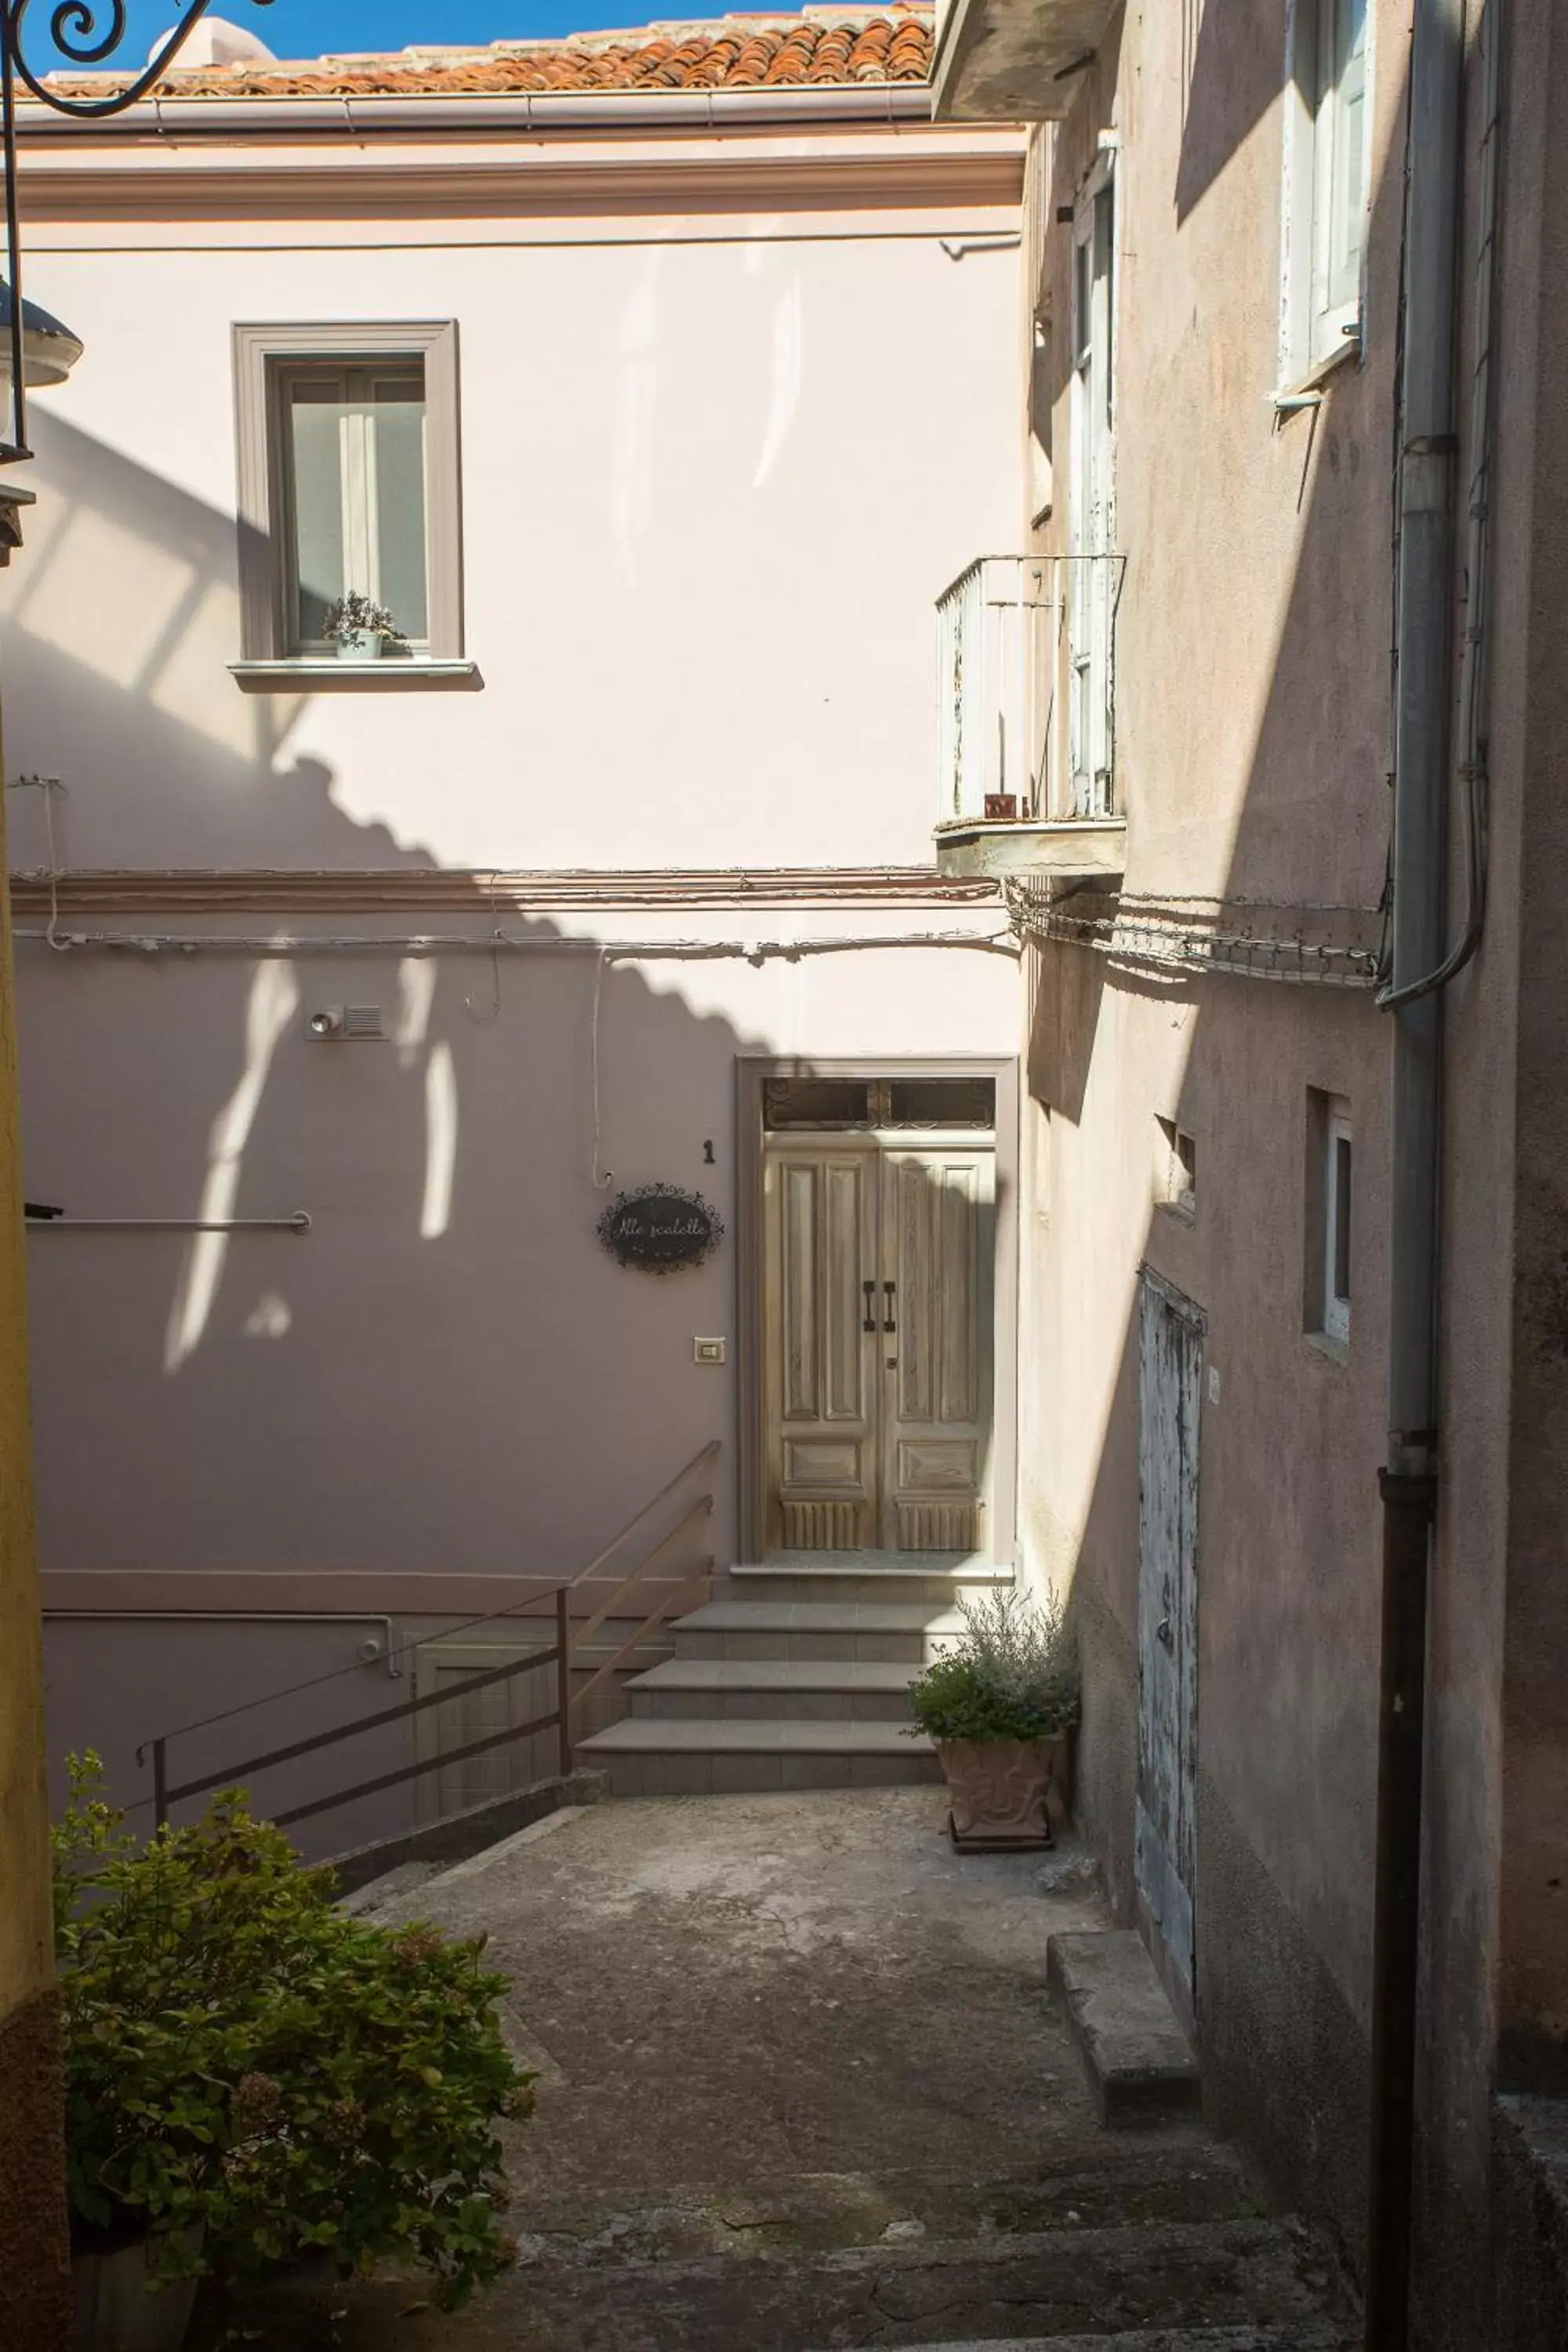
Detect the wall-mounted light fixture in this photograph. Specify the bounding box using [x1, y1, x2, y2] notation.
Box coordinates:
[307, 1007, 385, 1042]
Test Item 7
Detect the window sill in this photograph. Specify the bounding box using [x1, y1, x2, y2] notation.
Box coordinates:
[1305, 1328, 1350, 1369]
[934, 815, 1125, 882]
[1273, 328, 1361, 414]
[229, 659, 483, 695]
[1153, 1196, 1196, 1227]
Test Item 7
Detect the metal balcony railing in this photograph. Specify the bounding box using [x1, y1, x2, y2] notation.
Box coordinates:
[935, 552, 1123, 828]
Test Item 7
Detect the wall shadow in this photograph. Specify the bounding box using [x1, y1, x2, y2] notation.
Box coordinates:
[1025, 5, 1517, 2323]
[4, 411, 1006, 1860]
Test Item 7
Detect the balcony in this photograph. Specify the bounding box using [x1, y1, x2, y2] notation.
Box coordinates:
[935, 553, 1124, 881]
[931, 0, 1122, 123]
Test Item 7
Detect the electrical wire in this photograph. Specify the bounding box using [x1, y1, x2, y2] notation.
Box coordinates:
[13, 925, 1020, 961]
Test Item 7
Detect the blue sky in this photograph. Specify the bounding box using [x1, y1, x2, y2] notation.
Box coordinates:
[42, 0, 653, 74]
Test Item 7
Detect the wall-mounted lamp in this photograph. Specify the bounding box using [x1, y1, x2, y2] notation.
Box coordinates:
[0, 279, 82, 391]
[307, 1007, 384, 1041]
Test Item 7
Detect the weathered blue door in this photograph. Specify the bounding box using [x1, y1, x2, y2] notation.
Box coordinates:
[1135, 1269, 1203, 1997]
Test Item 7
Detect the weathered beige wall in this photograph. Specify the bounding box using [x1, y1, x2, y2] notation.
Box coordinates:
[1013, 0, 1556, 2322]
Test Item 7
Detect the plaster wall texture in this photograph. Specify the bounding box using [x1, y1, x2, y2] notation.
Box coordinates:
[2, 114, 1029, 1849]
[1008, 0, 1550, 2320]
[0, 145, 1023, 874]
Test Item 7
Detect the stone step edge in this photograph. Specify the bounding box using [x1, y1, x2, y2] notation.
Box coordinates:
[803, 2329, 1352, 2352]
[677, 1601, 966, 1632]
[1047, 1929, 1201, 2127]
[627, 1658, 920, 1690]
[728, 1560, 1014, 1581]
[577, 1718, 935, 1753]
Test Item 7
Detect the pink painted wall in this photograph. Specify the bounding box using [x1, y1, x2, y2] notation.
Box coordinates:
[5, 113, 1029, 1844]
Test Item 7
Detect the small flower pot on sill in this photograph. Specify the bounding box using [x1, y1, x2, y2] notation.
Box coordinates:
[982, 793, 1019, 822]
[937, 1735, 1055, 1853]
[336, 630, 383, 661]
[72, 2229, 201, 2352]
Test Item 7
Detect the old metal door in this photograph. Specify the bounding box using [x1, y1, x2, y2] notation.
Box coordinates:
[1135, 1269, 1203, 1994]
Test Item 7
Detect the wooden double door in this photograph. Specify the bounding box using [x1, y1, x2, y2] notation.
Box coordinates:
[762, 1135, 994, 1554]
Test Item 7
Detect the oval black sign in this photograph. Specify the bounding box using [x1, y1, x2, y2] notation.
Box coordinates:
[597, 1185, 724, 1275]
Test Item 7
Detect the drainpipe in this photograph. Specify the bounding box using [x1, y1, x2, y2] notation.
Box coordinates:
[1365, 1, 1467, 2346]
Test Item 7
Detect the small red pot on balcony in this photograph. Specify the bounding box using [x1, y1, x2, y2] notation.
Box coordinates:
[982, 793, 1018, 822]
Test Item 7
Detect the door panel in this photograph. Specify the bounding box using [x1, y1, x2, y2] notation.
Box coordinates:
[1134, 1271, 1203, 1994]
[412, 1641, 555, 1826]
[764, 1148, 876, 1551]
[881, 1149, 993, 1553]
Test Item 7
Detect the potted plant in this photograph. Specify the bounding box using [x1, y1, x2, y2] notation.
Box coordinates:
[908, 1587, 1080, 1852]
[321, 590, 401, 660]
[55, 1756, 530, 2350]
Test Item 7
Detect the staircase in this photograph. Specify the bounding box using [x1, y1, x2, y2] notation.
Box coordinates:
[575, 1553, 1010, 1795]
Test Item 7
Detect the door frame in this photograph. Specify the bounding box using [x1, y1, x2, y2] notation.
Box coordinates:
[735, 1055, 1019, 1566]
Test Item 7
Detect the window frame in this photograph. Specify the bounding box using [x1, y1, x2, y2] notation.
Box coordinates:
[233, 321, 463, 666]
[1068, 146, 1117, 818]
[1323, 1106, 1353, 1345]
[1279, 0, 1373, 391]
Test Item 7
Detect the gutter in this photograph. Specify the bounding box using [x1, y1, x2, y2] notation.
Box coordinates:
[1366, 0, 1479, 2344]
[16, 82, 939, 142]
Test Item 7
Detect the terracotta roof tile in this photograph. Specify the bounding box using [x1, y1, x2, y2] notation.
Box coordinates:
[49, 9, 935, 103]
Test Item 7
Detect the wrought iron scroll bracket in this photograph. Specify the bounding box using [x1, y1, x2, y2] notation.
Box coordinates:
[0, 0, 274, 459]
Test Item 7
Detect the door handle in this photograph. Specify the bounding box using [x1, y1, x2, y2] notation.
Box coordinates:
[1156, 1615, 1174, 1650]
[883, 1280, 897, 1333]
[862, 1280, 877, 1334]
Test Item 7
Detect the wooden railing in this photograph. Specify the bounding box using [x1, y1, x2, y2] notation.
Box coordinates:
[140, 1439, 720, 1835]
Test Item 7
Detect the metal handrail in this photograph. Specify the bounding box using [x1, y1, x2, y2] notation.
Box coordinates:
[149, 1587, 574, 1831]
[140, 1440, 722, 1835]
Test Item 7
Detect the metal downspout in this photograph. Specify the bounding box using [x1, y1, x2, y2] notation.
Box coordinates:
[1366, 0, 1468, 2345]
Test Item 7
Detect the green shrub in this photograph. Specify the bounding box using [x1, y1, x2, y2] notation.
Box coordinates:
[908, 1587, 1080, 1744]
[53, 1755, 530, 2309]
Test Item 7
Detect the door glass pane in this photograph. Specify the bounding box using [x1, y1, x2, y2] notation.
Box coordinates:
[763, 1079, 871, 1130]
[886, 1079, 996, 1129]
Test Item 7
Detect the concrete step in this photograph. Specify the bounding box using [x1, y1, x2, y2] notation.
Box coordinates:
[575, 1713, 942, 1796]
[672, 1597, 964, 1664]
[717, 1555, 1013, 1605]
[811, 2331, 1354, 2352]
[626, 1656, 917, 1722]
[1047, 1929, 1202, 2127]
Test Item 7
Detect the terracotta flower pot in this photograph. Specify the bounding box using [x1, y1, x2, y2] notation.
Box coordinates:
[72, 2230, 200, 2352]
[937, 1736, 1055, 1852]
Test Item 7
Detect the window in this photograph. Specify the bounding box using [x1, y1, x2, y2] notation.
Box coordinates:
[1305, 1089, 1352, 1349]
[233, 322, 462, 670]
[1155, 1116, 1197, 1220]
[1281, 0, 1370, 385]
[762, 1077, 996, 1132]
[1029, 310, 1054, 525]
[1324, 1108, 1352, 1343]
[1069, 152, 1116, 816]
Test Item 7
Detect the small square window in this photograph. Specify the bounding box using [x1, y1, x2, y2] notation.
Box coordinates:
[1305, 1089, 1352, 1350]
[1155, 1116, 1197, 1219]
[234, 322, 462, 666]
[1325, 1110, 1353, 1343]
